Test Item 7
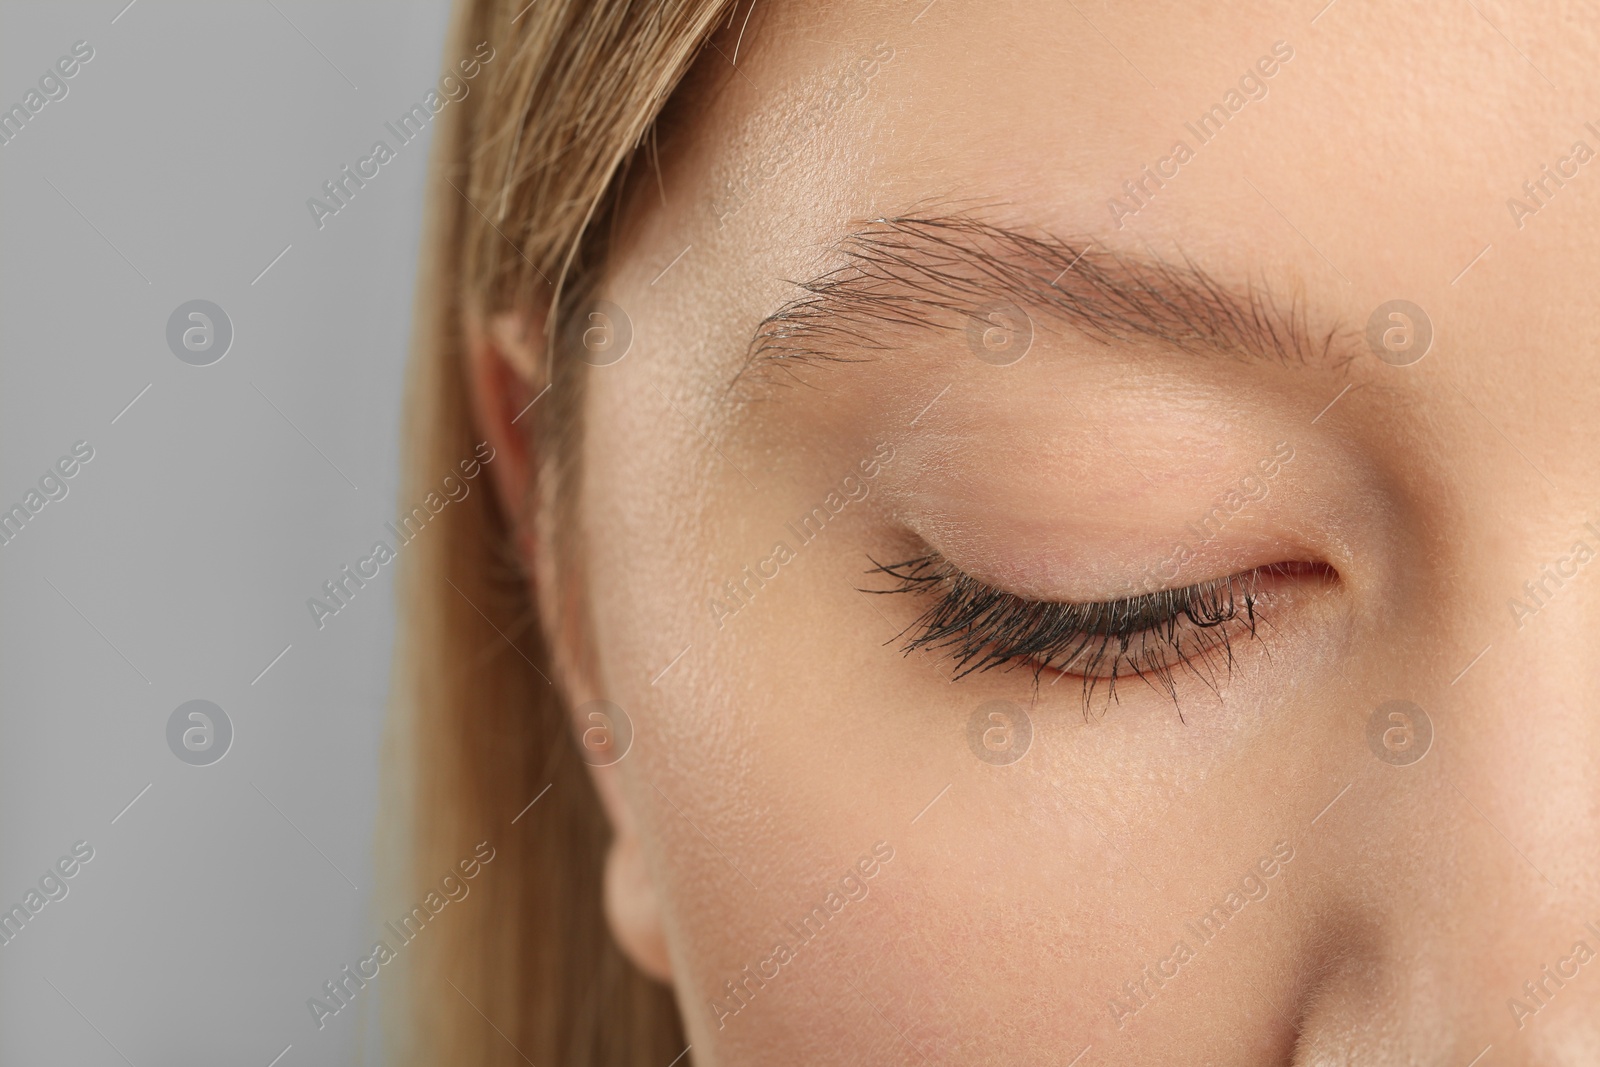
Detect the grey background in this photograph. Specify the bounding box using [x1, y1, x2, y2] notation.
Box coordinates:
[1, 2, 453, 1063]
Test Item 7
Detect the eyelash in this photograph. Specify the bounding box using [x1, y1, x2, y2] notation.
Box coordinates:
[865, 553, 1282, 716]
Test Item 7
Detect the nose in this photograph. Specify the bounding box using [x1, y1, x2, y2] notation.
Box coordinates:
[1292, 519, 1600, 1065]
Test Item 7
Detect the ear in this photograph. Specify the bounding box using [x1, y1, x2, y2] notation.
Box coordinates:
[462, 304, 676, 984]
[603, 812, 675, 981]
[462, 305, 546, 560]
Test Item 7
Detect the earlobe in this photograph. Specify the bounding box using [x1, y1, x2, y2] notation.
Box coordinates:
[604, 829, 675, 982]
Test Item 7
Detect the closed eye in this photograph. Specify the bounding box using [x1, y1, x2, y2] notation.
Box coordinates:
[864, 552, 1327, 717]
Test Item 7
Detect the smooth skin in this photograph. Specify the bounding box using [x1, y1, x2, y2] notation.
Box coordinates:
[470, 1, 1600, 1063]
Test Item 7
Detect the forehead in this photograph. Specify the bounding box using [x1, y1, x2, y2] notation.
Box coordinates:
[599, 0, 1600, 404]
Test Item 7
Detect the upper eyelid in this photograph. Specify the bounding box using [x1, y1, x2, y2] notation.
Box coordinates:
[868, 550, 1242, 612]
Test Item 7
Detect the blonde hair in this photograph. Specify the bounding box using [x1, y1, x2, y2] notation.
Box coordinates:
[390, 1, 736, 1062]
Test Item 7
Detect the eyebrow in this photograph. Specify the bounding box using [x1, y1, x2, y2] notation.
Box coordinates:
[734, 213, 1353, 390]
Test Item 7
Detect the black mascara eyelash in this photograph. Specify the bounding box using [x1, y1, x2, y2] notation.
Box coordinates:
[864, 553, 1276, 717]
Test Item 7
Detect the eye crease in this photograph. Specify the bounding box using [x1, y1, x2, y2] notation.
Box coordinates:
[865, 553, 1327, 717]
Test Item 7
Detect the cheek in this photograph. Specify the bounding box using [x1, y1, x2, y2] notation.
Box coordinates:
[584, 368, 927, 1048]
[577, 356, 1318, 1057]
[568, 397, 977, 1055]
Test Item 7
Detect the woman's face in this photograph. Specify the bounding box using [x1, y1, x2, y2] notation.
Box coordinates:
[554, 1, 1600, 1062]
